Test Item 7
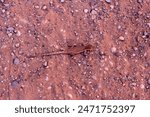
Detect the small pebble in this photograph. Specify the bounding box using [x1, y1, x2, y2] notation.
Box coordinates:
[140, 84, 145, 89]
[16, 30, 21, 36]
[111, 47, 117, 53]
[43, 61, 48, 67]
[42, 5, 47, 10]
[4, 3, 9, 7]
[84, 9, 88, 13]
[105, 0, 111, 3]
[13, 58, 20, 65]
[91, 10, 97, 19]
[22, 62, 27, 68]
[137, 0, 143, 3]
[142, 32, 148, 38]
[18, 49, 23, 54]
[11, 80, 18, 87]
[7, 27, 14, 33]
[148, 78, 150, 85]
[131, 83, 136, 86]
[119, 36, 125, 41]
[34, 5, 40, 9]
[45, 76, 49, 81]
[117, 25, 121, 29]
[147, 23, 150, 28]
[0, 75, 3, 82]
[2, 9, 6, 13]
[110, 5, 114, 10]
[60, 0, 65, 3]
[6, 27, 15, 37]
[0, 0, 5, 3]
[15, 43, 20, 48]
[91, 10, 97, 15]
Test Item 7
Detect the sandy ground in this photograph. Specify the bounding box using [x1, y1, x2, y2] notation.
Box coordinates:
[0, 0, 150, 99]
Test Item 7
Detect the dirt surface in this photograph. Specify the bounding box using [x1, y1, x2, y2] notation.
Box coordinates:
[0, 0, 150, 100]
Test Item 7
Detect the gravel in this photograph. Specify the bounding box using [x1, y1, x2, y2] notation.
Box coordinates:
[6, 27, 15, 37]
[84, 9, 88, 13]
[11, 80, 18, 87]
[0, 0, 5, 3]
[119, 36, 125, 41]
[42, 5, 47, 10]
[15, 43, 20, 48]
[13, 58, 20, 65]
[43, 61, 48, 68]
[147, 23, 150, 28]
[137, 0, 143, 3]
[148, 78, 150, 85]
[111, 47, 117, 53]
[60, 0, 65, 3]
[7, 27, 14, 33]
[105, 0, 111, 3]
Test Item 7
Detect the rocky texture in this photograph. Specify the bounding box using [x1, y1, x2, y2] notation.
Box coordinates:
[0, 0, 149, 100]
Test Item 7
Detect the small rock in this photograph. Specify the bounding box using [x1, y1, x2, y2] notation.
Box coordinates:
[4, 3, 9, 7]
[142, 32, 148, 38]
[131, 83, 136, 86]
[117, 25, 121, 29]
[0, 0, 5, 3]
[147, 23, 150, 28]
[7, 27, 14, 32]
[43, 61, 48, 67]
[16, 30, 21, 36]
[91, 10, 97, 19]
[22, 62, 27, 68]
[2, 9, 6, 13]
[6, 27, 15, 37]
[11, 80, 18, 87]
[119, 36, 125, 41]
[0, 75, 3, 82]
[105, 0, 111, 3]
[110, 5, 114, 10]
[111, 47, 117, 53]
[137, 0, 143, 3]
[140, 84, 145, 89]
[91, 9, 97, 15]
[11, 75, 22, 87]
[148, 78, 150, 85]
[15, 43, 20, 48]
[45, 76, 49, 81]
[34, 5, 40, 9]
[84, 9, 88, 13]
[60, 0, 65, 3]
[13, 58, 20, 65]
[138, 11, 142, 15]
[42, 5, 47, 10]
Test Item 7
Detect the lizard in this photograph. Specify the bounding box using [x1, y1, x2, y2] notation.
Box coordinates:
[27, 44, 95, 58]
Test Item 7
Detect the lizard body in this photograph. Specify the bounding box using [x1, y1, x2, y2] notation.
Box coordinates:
[27, 44, 94, 58]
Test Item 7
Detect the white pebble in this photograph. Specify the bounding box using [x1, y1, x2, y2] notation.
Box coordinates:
[84, 9, 88, 13]
[60, 0, 65, 3]
[111, 47, 117, 53]
[119, 36, 125, 41]
[105, 0, 111, 3]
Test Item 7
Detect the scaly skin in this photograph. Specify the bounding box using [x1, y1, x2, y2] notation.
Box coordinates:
[27, 44, 95, 58]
